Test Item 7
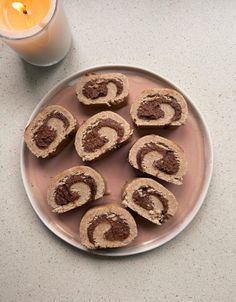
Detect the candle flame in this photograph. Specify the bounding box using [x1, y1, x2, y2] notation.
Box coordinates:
[12, 2, 28, 15]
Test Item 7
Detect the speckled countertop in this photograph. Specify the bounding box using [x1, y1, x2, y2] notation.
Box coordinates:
[0, 1, 235, 301]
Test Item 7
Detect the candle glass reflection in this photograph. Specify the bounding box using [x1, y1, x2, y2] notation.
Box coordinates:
[0, 0, 72, 66]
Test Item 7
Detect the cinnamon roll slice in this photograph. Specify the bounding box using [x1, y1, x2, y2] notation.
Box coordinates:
[47, 166, 106, 213]
[80, 204, 137, 249]
[130, 88, 188, 128]
[122, 178, 178, 225]
[76, 73, 129, 107]
[129, 135, 187, 185]
[75, 111, 133, 161]
[24, 105, 78, 158]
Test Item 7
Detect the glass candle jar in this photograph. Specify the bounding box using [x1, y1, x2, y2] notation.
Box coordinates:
[0, 0, 72, 66]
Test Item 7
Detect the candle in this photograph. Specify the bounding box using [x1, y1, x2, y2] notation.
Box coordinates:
[0, 0, 72, 66]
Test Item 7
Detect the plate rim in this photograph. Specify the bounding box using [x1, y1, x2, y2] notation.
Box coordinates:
[20, 64, 214, 257]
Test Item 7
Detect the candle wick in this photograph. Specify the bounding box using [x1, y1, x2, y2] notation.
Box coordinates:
[12, 2, 28, 15]
[22, 5, 28, 15]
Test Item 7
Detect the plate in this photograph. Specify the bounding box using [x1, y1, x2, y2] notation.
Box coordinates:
[21, 65, 213, 256]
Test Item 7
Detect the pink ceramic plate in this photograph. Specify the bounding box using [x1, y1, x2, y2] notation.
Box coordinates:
[21, 65, 213, 256]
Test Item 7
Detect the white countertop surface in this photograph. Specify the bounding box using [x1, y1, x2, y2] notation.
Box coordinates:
[0, 0, 235, 301]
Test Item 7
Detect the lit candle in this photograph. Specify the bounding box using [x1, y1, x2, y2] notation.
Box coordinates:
[0, 0, 72, 66]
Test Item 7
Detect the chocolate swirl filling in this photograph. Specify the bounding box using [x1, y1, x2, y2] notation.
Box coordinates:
[33, 111, 69, 149]
[87, 213, 130, 245]
[132, 186, 170, 222]
[82, 79, 123, 100]
[137, 95, 182, 122]
[54, 174, 97, 206]
[136, 142, 179, 175]
[82, 118, 125, 152]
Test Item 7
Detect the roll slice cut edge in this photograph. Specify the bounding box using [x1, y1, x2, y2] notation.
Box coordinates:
[24, 105, 78, 158]
[80, 204, 138, 249]
[130, 88, 188, 128]
[128, 135, 187, 185]
[75, 111, 133, 161]
[47, 166, 106, 214]
[76, 73, 129, 107]
[122, 178, 178, 225]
